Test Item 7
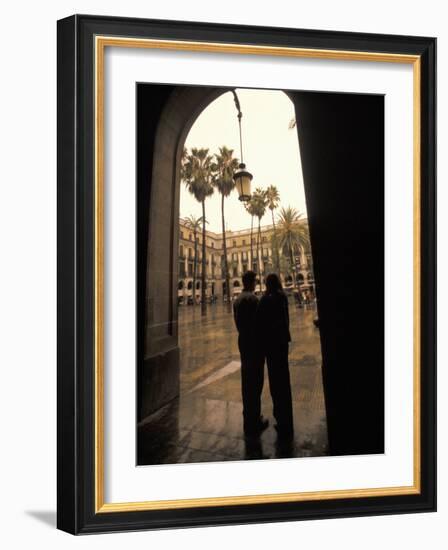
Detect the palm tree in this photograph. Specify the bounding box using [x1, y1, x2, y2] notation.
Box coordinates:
[183, 215, 203, 306]
[276, 206, 310, 293]
[265, 185, 281, 272]
[245, 198, 258, 271]
[181, 147, 215, 315]
[251, 188, 267, 288]
[213, 146, 239, 307]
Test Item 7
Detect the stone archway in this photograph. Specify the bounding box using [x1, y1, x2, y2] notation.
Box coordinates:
[140, 86, 300, 419]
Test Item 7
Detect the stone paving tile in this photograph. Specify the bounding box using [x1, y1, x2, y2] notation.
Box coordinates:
[138, 301, 328, 465]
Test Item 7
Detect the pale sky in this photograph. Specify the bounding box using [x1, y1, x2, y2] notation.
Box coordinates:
[180, 88, 307, 233]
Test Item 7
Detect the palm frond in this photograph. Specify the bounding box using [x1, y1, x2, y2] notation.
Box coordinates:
[181, 147, 215, 203]
[266, 185, 280, 211]
[213, 145, 239, 197]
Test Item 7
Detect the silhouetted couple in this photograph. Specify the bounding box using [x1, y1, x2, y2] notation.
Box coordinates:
[233, 271, 294, 440]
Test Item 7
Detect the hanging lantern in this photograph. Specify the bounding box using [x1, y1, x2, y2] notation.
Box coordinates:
[233, 162, 253, 202]
[231, 90, 253, 204]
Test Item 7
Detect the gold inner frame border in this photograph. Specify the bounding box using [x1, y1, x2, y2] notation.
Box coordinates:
[94, 35, 421, 513]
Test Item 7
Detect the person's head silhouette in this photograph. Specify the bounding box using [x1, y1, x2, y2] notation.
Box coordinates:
[265, 272, 283, 295]
[242, 270, 256, 292]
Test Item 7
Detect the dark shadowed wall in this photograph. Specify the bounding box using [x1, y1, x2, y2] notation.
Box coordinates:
[291, 91, 384, 455]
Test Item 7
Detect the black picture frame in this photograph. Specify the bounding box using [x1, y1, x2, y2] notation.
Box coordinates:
[57, 14, 436, 534]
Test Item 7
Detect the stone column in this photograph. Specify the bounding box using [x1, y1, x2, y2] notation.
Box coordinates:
[139, 84, 230, 422]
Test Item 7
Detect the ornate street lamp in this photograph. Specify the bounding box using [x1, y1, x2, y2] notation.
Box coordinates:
[231, 90, 253, 202]
[233, 163, 253, 202]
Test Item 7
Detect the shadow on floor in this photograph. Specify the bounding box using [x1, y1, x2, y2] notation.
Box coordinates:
[25, 510, 56, 528]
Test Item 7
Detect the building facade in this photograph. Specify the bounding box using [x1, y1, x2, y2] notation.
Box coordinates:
[178, 217, 315, 303]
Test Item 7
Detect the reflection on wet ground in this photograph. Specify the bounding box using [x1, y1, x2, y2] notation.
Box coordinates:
[138, 300, 328, 465]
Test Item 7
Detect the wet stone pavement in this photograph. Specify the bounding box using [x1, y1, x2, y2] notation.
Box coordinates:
[138, 299, 328, 465]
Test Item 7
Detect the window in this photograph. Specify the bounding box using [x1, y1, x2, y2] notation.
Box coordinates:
[211, 242, 214, 248]
[189, 233, 192, 241]
[262, 236, 267, 243]
[180, 231, 184, 239]
[233, 240, 237, 247]
[242, 239, 246, 246]
[179, 245, 184, 258]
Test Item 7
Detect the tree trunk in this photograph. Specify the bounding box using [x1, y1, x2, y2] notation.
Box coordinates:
[201, 201, 207, 316]
[255, 219, 259, 290]
[257, 218, 263, 292]
[250, 215, 254, 271]
[289, 235, 301, 304]
[193, 229, 197, 306]
[271, 209, 280, 273]
[221, 194, 231, 310]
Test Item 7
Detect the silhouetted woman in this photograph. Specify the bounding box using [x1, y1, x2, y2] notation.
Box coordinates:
[257, 273, 294, 438]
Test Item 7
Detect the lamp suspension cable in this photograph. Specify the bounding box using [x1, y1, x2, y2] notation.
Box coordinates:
[231, 88, 252, 203]
[232, 90, 244, 164]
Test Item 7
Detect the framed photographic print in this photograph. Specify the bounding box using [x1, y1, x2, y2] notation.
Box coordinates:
[57, 14, 436, 534]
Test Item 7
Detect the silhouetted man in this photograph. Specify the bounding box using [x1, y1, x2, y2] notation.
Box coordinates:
[233, 271, 268, 437]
